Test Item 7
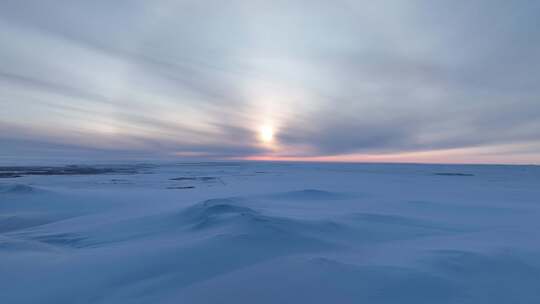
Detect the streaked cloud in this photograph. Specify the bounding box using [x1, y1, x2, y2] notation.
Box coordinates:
[1, 0, 539, 164]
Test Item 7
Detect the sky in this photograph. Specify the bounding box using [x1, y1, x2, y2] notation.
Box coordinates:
[1, 0, 540, 164]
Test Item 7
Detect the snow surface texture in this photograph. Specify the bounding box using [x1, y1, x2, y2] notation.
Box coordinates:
[1, 162, 540, 303]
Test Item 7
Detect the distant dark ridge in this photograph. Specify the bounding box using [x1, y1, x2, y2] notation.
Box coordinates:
[167, 186, 195, 190]
[434, 172, 475, 177]
[174, 162, 243, 167]
[0, 173, 22, 178]
[0, 165, 139, 178]
[169, 177, 217, 181]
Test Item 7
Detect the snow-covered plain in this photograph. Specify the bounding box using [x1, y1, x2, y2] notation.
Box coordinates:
[1, 162, 540, 303]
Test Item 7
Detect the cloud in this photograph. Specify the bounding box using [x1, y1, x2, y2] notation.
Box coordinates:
[1, 0, 539, 163]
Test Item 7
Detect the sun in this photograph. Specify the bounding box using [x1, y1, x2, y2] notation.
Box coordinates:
[259, 125, 274, 143]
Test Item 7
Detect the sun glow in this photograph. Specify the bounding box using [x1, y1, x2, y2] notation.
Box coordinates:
[259, 125, 274, 143]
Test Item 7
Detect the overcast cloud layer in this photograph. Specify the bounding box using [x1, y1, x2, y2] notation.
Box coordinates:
[1, 1, 540, 164]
